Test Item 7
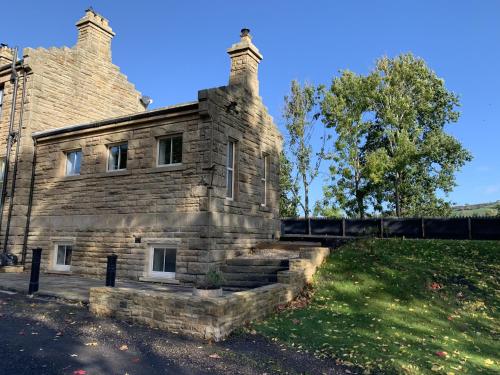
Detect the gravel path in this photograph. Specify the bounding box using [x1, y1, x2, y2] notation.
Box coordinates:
[0, 291, 354, 375]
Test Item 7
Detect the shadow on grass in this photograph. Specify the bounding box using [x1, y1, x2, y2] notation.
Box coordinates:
[255, 239, 500, 374]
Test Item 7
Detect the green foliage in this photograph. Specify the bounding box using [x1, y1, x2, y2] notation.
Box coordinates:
[197, 267, 224, 289]
[255, 239, 500, 374]
[279, 151, 299, 217]
[321, 70, 380, 218]
[316, 53, 471, 217]
[283, 80, 326, 219]
[366, 53, 472, 217]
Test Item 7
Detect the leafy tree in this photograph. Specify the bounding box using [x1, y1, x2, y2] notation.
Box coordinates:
[366, 53, 472, 217]
[312, 188, 343, 218]
[279, 151, 299, 217]
[283, 80, 325, 219]
[321, 70, 380, 218]
[495, 203, 500, 217]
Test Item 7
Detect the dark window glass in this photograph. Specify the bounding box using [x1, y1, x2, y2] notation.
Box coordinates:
[152, 248, 176, 273]
[158, 136, 182, 165]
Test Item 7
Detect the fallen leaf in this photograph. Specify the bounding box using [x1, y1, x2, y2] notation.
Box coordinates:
[70, 354, 78, 357]
[84, 342, 98, 347]
[435, 351, 448, 358]
[73, 371, 87, 375]
[209, 353, 221, 359]
[119, 345, 128, 351]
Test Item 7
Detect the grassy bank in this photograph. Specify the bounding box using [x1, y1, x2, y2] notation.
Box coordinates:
[254, 239, 499, 374]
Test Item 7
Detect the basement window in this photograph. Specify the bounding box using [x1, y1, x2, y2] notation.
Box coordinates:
[65, 150, 82, 176]
[157, 135, 182, 166]
[53, 243, 73, 272]
[149, 245, 176, 278]
[107, 142, 128, 171]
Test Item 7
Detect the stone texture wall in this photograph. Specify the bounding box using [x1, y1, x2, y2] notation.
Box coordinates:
[89, 246, 330, 341]
[27, 107, 211, 283]
[0, 10, 145, 259]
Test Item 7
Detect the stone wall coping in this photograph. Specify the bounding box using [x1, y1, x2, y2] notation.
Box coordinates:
[32, 101, 199, 141]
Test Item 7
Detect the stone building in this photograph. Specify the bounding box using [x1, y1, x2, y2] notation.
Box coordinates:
[0, 9, 147, 267]
[1, 10, 281, 284]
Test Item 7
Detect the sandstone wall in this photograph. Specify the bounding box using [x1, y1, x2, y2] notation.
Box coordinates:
[0, 11, 146, 258]
[27, 108, 212, 282]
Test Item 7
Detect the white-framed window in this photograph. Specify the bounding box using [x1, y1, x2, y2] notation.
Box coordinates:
[0, 157, 5, 187]
[65, 149, 82, 176]
[261, 154, 268, 206]
[107, 142, 128, 171]
[53, 243, 73, 272]
[148, 245, 176, 278]
[0, 86, 4, 119]
[157, 135, 182, 166]
[226, 140, 235, 199]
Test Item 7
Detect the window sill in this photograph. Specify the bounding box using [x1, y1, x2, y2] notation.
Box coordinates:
[95, 170, 132, 178]
[145, 164, 185, 174]
[59, 174, 85, 182]
[45, 270, 73, 276]
[139, 276, 180, 284]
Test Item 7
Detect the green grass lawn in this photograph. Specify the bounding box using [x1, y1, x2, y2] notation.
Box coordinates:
[254, 239, 499, 374]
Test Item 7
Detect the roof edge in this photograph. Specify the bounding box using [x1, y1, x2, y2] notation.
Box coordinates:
[32, 101, 199, 140]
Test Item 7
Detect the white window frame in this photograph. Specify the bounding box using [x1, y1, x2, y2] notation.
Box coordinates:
[156, 135, 183, 167]
[0, 157, 5, 184]
[148, 244, 176, 279]
[0, 86, 3, 119]
[52, 243, 73, 272]
[107, 142, 128, 172]
[261, 154, 268, 207]
[226, 140, 235, 200]
[65, 149, 82, 176]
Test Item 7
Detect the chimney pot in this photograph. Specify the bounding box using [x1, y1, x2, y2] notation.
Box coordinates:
[227, 28, 263, 97]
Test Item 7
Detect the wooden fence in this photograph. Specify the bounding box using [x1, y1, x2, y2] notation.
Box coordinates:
[281, 217, 500, 241]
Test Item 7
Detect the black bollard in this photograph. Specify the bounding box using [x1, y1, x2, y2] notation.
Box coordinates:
[28, 248, 42, 295]
[105, 254, 118, 287]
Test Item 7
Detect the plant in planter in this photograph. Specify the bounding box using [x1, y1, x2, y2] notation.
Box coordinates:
[192, 267, 225, 297]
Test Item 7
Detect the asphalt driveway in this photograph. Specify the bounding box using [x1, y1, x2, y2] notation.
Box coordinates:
[0, 291, 354, 375]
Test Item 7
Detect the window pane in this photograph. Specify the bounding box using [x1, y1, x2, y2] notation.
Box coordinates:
[226, 169, 233, 198]
[0, 158, 5, 180]
[172, 137, 182, 164]
[119, 144, 128, 169]
[65, 246, 73, 266]
[108, 146, 120, 170]
[163, 249, 176, 272]
[152, 248, 165, 272]
[227, 142, 234, 166]
[56, 245, 66, 265]
[158, 139, 171, 165]
[66, 150, 82, 175]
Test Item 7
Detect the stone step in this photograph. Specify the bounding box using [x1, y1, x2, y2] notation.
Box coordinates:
[221, 280, 273, 289]
[220, 265, 288, 274]
[254, 241, 322, 250]
[226, 258, 289, 267]
[222, 272, 278, 283]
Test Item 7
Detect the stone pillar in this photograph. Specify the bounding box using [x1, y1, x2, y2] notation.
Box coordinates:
[75, 8, 115, 61]
[227, 29, 263, 97]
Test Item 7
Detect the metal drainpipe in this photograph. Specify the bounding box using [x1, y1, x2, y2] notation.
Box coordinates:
[21, 138, 37, 265]
[0, 47, 19, 252]
[3, 67, 28, 253]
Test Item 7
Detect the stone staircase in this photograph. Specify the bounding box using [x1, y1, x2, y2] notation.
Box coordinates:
[221, 241, 329, 291]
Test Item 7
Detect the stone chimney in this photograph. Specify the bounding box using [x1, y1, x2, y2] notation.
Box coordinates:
[75, 8, 115, 60]
[0, 45, 15, 66]
[227, 28, 263, 97]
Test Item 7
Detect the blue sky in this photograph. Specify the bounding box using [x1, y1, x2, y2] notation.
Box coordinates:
[2, 1, 499, 206]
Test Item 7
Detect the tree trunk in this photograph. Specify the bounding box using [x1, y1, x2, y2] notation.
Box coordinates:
[304, 180, 309, 220]
[395, 174, 401, 217]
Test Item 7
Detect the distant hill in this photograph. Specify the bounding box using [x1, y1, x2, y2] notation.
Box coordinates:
[452, 200, 500, 217]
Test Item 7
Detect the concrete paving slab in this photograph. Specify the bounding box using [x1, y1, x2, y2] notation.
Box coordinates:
[0, 272, 193, 302]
